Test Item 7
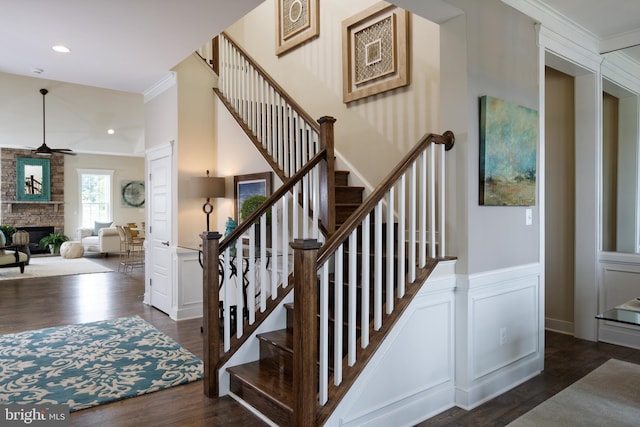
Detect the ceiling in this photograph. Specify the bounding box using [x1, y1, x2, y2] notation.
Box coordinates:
[1, 0, 639, 157]
[0, 0, 263, 156]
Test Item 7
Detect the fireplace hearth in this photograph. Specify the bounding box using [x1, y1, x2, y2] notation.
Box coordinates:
[19, 226, 55, 255]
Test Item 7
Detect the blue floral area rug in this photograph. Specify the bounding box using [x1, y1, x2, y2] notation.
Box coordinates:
[0, 316, 203, 411]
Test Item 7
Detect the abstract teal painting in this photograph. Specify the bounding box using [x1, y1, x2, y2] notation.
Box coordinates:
[479, 95, 538, 206]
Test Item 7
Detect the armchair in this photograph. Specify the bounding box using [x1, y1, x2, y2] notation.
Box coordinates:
[0, 231, 28, 273]
[78, 222, 121, 255]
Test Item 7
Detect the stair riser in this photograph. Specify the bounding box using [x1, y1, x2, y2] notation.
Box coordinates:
[335, 186, 364, 204]
[229, 375, 292, 426]
[335, 171, 350, 186]
[259, 340, 293, 378]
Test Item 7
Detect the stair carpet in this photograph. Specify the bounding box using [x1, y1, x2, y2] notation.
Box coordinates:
[227, 169, 370, 425]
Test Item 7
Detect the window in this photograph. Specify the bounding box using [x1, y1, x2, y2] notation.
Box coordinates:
[78, 169, 114, 228]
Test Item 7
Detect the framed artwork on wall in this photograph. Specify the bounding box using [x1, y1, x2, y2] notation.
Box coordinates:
[121, 180, 145, 208]
[276, 0, 319, 56]
[16, 157, 50, 202]
[479, 95, 538, 206]
[342, 2, 410, 103]
[234, 172, 273, 222]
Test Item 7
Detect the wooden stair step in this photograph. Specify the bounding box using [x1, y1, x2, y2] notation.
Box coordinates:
[335, 170, 350, 186]
[336, 203, 361, 224]
[335, 185, 364, 204]
[227, 360, 293, 426]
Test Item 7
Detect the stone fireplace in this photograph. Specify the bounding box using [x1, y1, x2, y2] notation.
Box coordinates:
[20, 226, 55, 254]
[0, 148, 65, 236]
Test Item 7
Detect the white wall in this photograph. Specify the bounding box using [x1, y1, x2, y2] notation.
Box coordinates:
[64, 153, 145, 238]
[447, 0, 540, 275]
[441, 0, 545, 409]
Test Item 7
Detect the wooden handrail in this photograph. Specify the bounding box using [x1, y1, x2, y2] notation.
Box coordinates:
[219, 149, 326, 254]
[318, 130, 454, 264]
[220, 32, 321, 135]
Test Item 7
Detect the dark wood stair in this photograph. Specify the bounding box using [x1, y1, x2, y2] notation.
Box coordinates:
[334, 169, 364, 228]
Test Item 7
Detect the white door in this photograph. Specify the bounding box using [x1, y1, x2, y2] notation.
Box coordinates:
[146, 144, 173, 315]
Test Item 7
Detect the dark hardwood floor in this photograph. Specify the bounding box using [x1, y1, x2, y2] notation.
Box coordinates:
[1, 254, 638, 426]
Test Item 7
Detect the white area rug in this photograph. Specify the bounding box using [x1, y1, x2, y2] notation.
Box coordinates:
[0, 256, 113, 280]
[507, 359, 640, 426]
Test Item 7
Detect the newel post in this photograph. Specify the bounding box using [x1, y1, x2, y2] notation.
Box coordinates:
[201, 231, 222, 398]
[318, 116, 336, 235]
[291, 238, 322, 425]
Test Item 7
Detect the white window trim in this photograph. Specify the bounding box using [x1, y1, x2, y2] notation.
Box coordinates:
[77, 168, 115, 228]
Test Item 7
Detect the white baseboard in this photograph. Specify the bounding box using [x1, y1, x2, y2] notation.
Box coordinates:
[545, 317, 574, 335]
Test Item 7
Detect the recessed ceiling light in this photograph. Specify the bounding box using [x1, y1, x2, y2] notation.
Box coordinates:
[52, 45, 70, 53]
[107, 129, 115, 135]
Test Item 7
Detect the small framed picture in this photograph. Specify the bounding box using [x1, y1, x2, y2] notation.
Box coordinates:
[276, 0, 319, 55]
[234, 172, 272, 222]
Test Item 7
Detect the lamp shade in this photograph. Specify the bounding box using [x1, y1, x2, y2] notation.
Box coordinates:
[192, 176, 225, 199]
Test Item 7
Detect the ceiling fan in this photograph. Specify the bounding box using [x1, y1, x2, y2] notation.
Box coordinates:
[31, 88, 76, 156]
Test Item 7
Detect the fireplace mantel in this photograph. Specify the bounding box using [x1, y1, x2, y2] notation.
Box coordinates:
[2, 201, 64, 213]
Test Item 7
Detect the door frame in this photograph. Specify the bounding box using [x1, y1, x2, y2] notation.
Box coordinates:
[144, 142, 176, 309]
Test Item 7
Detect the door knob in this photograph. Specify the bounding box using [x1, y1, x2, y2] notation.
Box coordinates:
[161, 241, 170, 246]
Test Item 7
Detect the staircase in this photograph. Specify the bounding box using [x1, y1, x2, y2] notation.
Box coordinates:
[226, 221, 409, 425]
[197, 33, 455, 426]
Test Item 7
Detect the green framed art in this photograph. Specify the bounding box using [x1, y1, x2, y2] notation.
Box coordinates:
[16, 157, 50, 202]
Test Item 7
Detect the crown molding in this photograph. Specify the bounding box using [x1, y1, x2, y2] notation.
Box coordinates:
[143, 72, 177, 104]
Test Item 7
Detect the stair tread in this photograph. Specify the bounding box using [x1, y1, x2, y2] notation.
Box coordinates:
[336, 185, 364, 190]
[228, 360, 294, 410]
[257, 329, 293, 353]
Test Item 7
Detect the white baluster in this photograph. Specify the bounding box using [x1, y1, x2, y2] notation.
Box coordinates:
[386, 187, 394, 314]
[409, 162, 416, 282]
[260, 215, 268, 301]
[348, 231, 357, 366]
[223, 247, 231, 351]
[398, 174, 406, 297]
[374, 202, 383, 330]
[319, 263, 329, 404]
[246, 231, 255, 324]
[270, 204, 278, 299]
[429, 143, 436, 258]
[312, 166, 319, 239]
[420, 150, 427, 267]
[439, 143, 446, 258]
[361, 214, 370, 348]
[334, 246, 344, 385]
[281, 195, 289, 286]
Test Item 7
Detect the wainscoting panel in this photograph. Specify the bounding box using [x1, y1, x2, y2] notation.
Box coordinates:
[171, 247, 204, 320]
[326, 262, 457, 427]
[455, 263, 543, 410]
[598, 253, 640, 349]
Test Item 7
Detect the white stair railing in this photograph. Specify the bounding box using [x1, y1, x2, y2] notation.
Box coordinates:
[203, 33, 323, 179]
[311, 131, 454, 409]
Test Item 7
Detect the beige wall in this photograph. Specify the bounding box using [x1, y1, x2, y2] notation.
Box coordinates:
[225, 0, 441, 191]
[544, 67, 575, 328]
[63, 153, 145, 239]
[174, 55, 219, 248]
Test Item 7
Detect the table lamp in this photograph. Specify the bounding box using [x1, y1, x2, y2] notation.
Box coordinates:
[192, 170, 225, 232]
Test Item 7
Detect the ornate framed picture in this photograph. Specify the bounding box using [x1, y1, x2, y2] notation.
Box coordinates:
[276, 0, 319, 56]
[342, 2, 410, 103]
[234, 172, 273, 222]
[121, 180, 145, 208]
